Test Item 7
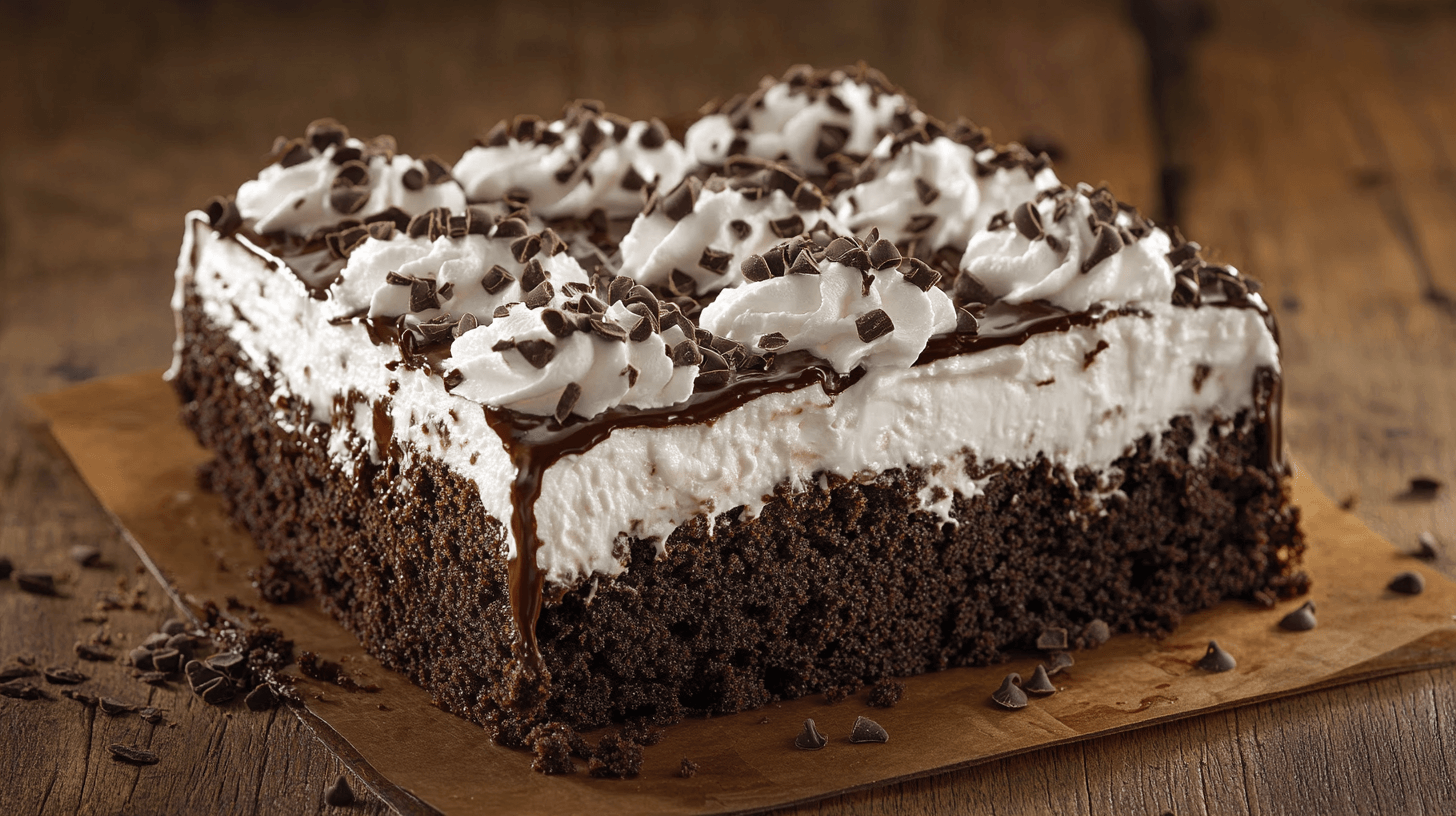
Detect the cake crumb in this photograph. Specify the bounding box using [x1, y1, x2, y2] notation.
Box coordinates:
[679, 757, 699, 778]
[527, 723, 579, 775]
[588, 732, 643, 778]
[867, 678, 904, 708]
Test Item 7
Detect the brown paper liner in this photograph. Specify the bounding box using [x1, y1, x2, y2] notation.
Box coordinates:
[30, 370, 1456, 816]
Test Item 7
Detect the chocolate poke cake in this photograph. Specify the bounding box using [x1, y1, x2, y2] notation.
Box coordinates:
[167, 64, 1306, 757]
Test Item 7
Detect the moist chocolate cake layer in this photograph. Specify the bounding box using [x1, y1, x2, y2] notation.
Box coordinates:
[175, 290, 1306, 743]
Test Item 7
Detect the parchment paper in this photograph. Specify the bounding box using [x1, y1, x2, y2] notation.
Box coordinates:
[31, 371, 1456, 816]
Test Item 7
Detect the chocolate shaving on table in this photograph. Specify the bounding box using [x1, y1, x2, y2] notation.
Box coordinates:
[108, 744, 160, 766]
[150, 648, 183, 673]
[0, 680, 45, 700]
[849, 716, 889, 744]
[138, 671, 169, 686]
[69, 545, 101, 567]
[244, 683, 279, 711]
[1388, 571, 1425, 595]
[1278, 601, 1318, 631]
[74, 643, 113, 662]
[855, 309, 894, 342]
[16, 571, 57, 596]
[991, 673, 1028, 709]
[1196, 640, 1237, 672]
[196, 676, 237, 705]
[0, 665, 35, 682]
[515, 339, 557, 368]
[1024, 665, 1057, 695]
[1012, 201, 1045, 240]
[1080, 223, 1124, 274]
[61, 689, 97, 706]
[99, 696, 136, 716]
[794, 718, 828, 750]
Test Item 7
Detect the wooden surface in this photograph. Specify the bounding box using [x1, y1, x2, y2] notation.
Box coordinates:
[1, 0, 1453, 813]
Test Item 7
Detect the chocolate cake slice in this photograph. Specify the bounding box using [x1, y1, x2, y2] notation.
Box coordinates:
[168, 64, 1305, 762]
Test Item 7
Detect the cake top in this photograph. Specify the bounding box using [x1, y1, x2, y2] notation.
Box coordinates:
[204, 63, 1267, 424]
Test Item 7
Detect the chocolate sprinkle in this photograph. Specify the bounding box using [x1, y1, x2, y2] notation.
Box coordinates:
[1196, 640, 1237, 673]
[1080, 224, 1124, 274]
[99, 696, 135, 716]
[867, 239, 901, 270]
[108, 744, 160, 766]
[991, 673, 1028, 709]
[1278, 601, 1318, 631]
[1388, 571, 1425, 595]
[849, 716, 889, 744]
[741, 254, 772, 283]
[1035, 627, 1068, 650]
[1024, 664, 1057, 696]
[769, 214, 805, 239]
[855, 309, 894, 343]
[793, 718, 828, 750]
[1012, 201, 1045, 240]
[515, 339, 557, 369]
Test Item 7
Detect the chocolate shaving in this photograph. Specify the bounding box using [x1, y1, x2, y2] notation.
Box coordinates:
[511, 234, 542, 263]
[900, 258, 940, 292]
[787, 251, 820, 276]
[274, 138, 311, 168]
[410, 278, 439, 312]
[955, 306, 981, 335]
[824, 236, 858, 263]
[699, 247, 733, 275]
[1012, 201, 1045, 240]
[588, 316, 628, 342]
[905, 213, 937, 234]
[401, 167, 425, 191]
[1081, 224, 1124, 274]
[914, 178, 939, 206]
[1046, 651, 1075, 676]
[203, 196, 242, 236]
[640, 118, 669, 149]
[620, 165, 647, 192]
[305, 118, 348, 151]
[329, 183, 369, 216]
[442, 370, 465, 391]
[515, 339, 557, 368]
[671, 340, 704, 367]
[814, 124, 849, 160]
[668, 270, 697, 297]
[769, 214, 805, 239]
[520, 260, 548, 293]
[422, 155, 453, 185]
[541, 309, 576, 338]
[554, 383, 582, 424]
[986, 210, 1010, 231]
[661, 177, 702, 222]
[42, 666, 87, 685]
[867, 239, 901, 270]
[74, 643, 112, 662]
[757, 332, 789, 351]
[108, 744, 160, 766]
[481, 265, 515, 294]
[493, 217, 529, 239]
[855, 309, 894, 342]
[792, 181, 828, 211]
[729, 219, 752, 240]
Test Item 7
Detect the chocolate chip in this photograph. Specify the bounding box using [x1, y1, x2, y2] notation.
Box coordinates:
[523, 280, 555, 309]
[793, 718, 828, 750]
[699, 247, 733, 275]
[867, 239, 901, 270]
[203, 196, 243, 235]
[1036, 627, 1068, 650]
[108, 744, 159, 765]
[510, 339, 555, 369]
[244, 683, 278, 712]
[409, 278, 439, 312]
[42, 666, 86, 685]
[769, 214, 804, 239]
[196, 676, 236, 705]
[661, 177, 701, 222]
[325, 775, 356, 806]
[1013, 201, 1045, 240]
[848, 716, 889, 744]
[481, 265, 515, 294]
[855, 309, 894, 343]
[588, 316, 628, 342]
[1416, 531, 1440, 560]
[671, 340, 703, 367]
[1388, 571, 1425, 595]
[668, 269, 697, 297]
[305, 118, 349, 151]
[493, 217, 529, 239]
[991, 673, 1028, 709]
[1278, 601, 1317, 631]
[905, 213, 937, 234]
[16, 571, 57, 596]
[640, 118, 669, 149]
[75, 643, 112, 662]
[1085, 618, 1111, 646]
[1196, 640, 1237, 672]
[401, 167, 425, 191]
[1023, 664, 1057, 696]
[1081, 224, 1124, 274]
[0, 680, 44, 700]
[1046, 651, 1074, 676]
[511, 234, 542, 263]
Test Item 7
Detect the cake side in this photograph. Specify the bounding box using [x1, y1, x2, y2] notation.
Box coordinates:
[174, 284, 1305, 742]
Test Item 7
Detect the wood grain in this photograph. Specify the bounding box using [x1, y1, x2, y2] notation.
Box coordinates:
[0, 0, 1452, 813]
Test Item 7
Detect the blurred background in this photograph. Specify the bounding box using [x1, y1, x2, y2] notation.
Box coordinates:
[1, 1, 1454, 812]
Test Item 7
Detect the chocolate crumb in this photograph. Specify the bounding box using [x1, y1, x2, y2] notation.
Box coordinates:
[1024, 665, 1057, 696]
[679, 757, 699, 778]
[1416, 531, 1440, 560]
[855, 309, 894, 343]
[75, 643, 113, 662]
[1196, 640, 1237, 673]
[849, 716, 889, 744]
[867, 678, 904, 708]
[991, 673, 1028, 709]
[324, 775, 355, 806]
[1278, 601, 1317, 631]
[588, 731, 644, 778]
[1046, 651, 1074, 676]
[108, 744, 159, 766]
[42, 666, 87, 685]
[794, 718, 828, 750]
[1388, 571, 1425, 595]
[16, 571, 57, 596]
[1036, 627, 1068, 650]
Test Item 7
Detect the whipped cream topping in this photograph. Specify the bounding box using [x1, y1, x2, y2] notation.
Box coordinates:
[617, 175, 846, 296]
[837, 135, 1060, 254]
[454, 105, 691, 221]
[700, 246, 957, 373]
[685, 66, 923, 175]
[237, 136, 465, 236]
[960, 184, 1175, 313]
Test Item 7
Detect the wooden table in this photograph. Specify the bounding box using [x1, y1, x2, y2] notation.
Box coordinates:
[2, 0, 1453, 812]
